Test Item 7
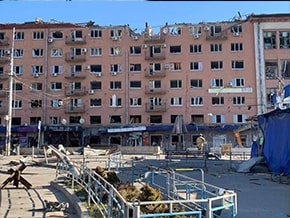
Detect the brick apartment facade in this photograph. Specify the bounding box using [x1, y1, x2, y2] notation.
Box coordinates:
[0, 13, 289, 151]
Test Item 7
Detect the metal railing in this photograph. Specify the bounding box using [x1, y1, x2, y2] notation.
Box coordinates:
[50, 145, 238, 218]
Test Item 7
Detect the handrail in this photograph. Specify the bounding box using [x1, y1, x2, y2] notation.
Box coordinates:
[52, 149, 238, 218]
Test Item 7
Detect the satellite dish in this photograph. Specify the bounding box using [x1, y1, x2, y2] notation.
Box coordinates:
[61, 118, 67, 125]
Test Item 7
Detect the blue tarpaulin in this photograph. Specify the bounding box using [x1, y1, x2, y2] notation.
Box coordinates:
[258, 108, 290, 174]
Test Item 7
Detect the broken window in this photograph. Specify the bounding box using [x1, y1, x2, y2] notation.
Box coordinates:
[233, 96, 245, 105]
[281, 60, 290, 79]
[130, 64, 141, 72]
[110, 47, 121, 56]
[12, 100, 22, 109]
[110, 64, 122, 73]
[232, 60, 244, 70]
[110, 29, 122, 38]
[90, 81, 102, 90]
[14, 49, 24, 58]
[14, 66, 23, 76]
[0, 32, 5, 40]
[169, 27, 181, 36]
[266, 88, 275, 108]
[14, 32, 24, 40]
[130, 46, 141, 55]
[129, 115, 142, 124]
[169, 45, 181, 53]
[51, 65, 63, 75]
[231, 25, 242, 35]
[129, 81, 141, 89]
[30, 82, 42, 91]
[191, 97, 203, 106]
[31, 65, 43, 75]
[279, 31, 290, 49]
[171, 97, 182, 106]
[30, 117, 41, 125]
[211, 61, 223, 70]
[52, 31, 63, 39]
[168, 62, 181, 71]
[149, 80, 161, 89]
[212, 96, 224, 105]
[232, 78, 245, 87]
[110, 115, 121, 123]
[190, 79, 202, 88]
[90, 98, 102, 107]
[264, 31, 276, 49]
[110, 96, 122, 107]
[150, 115, 162, 124]
[71, 30, 83, 40]
[31, 100, 42, 108]
[149, 63, 161, 72]
[233, 114, 246, 123]
[265, 61, 278, 79]
[190, 26, 202, 35]
[32, 48, 44, 57]
[110, 81, 121, 90]
[130, 98, 142, 106]
[211, 79, 223, 88]
[210, 25, 222, 37]
[51, 48, 63, 57]
[90, 116, 101, 124]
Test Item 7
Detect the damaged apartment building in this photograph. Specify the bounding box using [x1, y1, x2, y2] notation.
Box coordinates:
[0, 13, 289, 152]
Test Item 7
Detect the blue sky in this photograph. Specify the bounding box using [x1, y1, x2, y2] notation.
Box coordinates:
[0, 1, 289, 32]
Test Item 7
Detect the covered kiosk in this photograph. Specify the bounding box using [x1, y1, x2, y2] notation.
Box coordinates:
[258, 108, 290, 174]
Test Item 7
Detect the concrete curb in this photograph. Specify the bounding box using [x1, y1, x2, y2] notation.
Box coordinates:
[50, 180, 90, 218]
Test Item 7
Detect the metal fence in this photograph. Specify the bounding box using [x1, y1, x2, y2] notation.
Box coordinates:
[51, 146, 237, 218]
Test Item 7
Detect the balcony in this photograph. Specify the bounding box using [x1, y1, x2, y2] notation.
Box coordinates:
[144, 35, 165, 43]
[145, 86, 167, 95]
[65, 36, 86, 45]
[65, 53, 86, 62]
[144, 50, 166, 60]
[64, 71, 86, 79]
[65, 104, 85, 113]
[64, 86, 87, 96]
[0, 37, 9, 46]
[145, 103, 167, 112]
[144, 70, 166, 78]
[0, 73, 9, 80]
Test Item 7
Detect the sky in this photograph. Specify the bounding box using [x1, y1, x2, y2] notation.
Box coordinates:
[0, 1, 289, 32]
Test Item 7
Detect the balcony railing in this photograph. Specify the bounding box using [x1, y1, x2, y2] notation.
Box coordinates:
[144, 71, 166, 77]
[64, 71, 86, 79]
[0, 37, 9, 46]
[64, 86, 87, 96]
[65, 53, 86, 62]
[145, 103, 167, 112]
[64, 104, 85, 113]
[206, 33, 227, 40]
[144, 50, 166, 60]
[65, 36, 86, 45]
[145, 86, 167, 94]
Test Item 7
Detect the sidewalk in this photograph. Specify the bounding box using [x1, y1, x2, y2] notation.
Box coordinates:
[0, 155, 78, 218]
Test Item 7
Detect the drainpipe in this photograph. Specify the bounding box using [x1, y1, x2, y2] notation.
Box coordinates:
[125, 51, 129, 124]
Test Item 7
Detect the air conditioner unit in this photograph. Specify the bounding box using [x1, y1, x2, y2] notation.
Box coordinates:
[86, 65, 90, 70]
[52, 73, 58, 77]
[47, 37, 54, 43]
[5, 50, 11, 55]
[81, 48, 87, 53]
[112, 36, 119, 41]
[143, 44, 148, 49]
[162, 44, 167, 48]
[111, 72, 117, 76]
[88, 89, 95, 94]
[133, 36, 139, 40]
[58, 100, 63, 106]
[194, 34, 200, 39]
[33, 73, 39, 78]
[165, 63, 173, 69]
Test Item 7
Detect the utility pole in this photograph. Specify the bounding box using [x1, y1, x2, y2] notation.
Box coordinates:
[5, 27, 15, 156]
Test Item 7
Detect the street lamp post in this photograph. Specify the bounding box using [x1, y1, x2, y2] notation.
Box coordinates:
[5, 27, 15, 156]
